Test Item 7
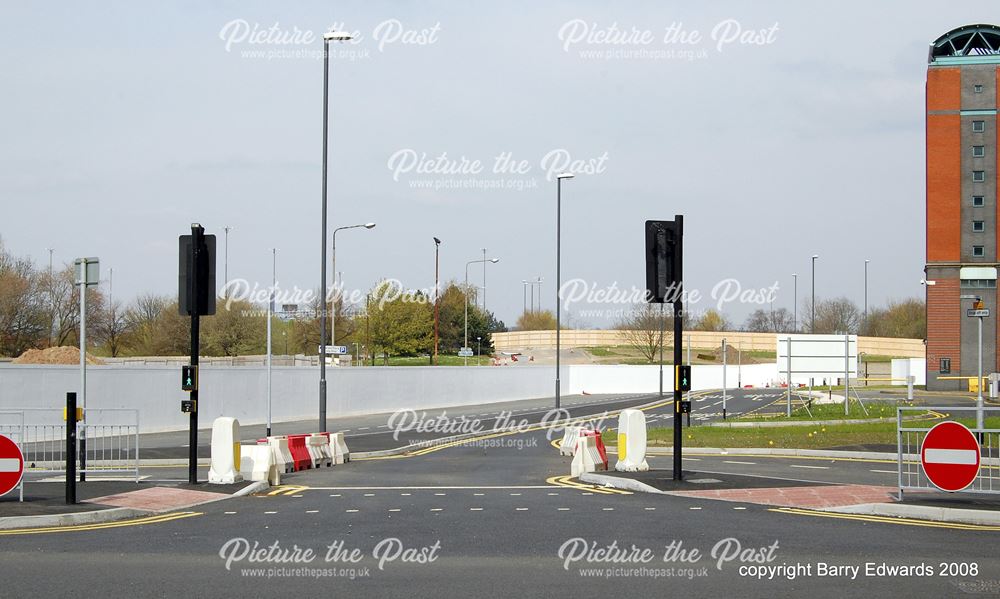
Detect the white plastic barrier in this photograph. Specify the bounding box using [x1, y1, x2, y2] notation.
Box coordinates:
[267, 436, 294, 473]
[308, 434, 333, 468]
[571, 433, 608, 477]
[240, 444, 280, 485]
[559, 426, 582, 456]
[208, 417, 244, 484]
[331, 432, 350, 464]
[614, 409, 649, 472]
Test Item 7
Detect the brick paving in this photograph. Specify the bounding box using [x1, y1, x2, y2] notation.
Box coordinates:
[666, 484, 896, 508]
[84, 486, 227, 512]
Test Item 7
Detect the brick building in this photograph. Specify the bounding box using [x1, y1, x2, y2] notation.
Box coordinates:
[926, 24, 1000, 390]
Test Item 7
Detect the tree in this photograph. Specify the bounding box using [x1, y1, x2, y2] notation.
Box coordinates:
[616, 303, 672, 363]
[811, 297, 861, 334]
[125, 293, 169, 355]
[861, 298, 925, 339]
[743, 307, 795, 333]
[365, 280, 433, 360]
[516, 310, 557, 331]
[693, 308, 731, 332]
[95, 299, 133, 357]
[203, 299, 265, 357]
[0, 242, 47, 357]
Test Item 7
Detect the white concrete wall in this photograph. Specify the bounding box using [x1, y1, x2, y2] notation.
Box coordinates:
[0, 362, 780, 433]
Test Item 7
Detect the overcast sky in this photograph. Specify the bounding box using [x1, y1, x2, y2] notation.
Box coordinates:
[0, 2, 990, 328]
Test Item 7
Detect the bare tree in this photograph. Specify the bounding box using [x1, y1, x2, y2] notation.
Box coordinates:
[95, 299, 132, 357]
[616, 303, 672, 363]
[0, 243, 47, 357]
[810, 297, 861, 334]
[743, 307, 796, 333]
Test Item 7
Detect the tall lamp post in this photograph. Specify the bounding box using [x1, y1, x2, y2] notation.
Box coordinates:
[332, 222, 375, 349]
[267, 248, 276, 437]
[433, 237, 441, 365]
[465, 257, 499, 366]
[864, 259, 870, 330]
[961, 294, 986, 430]
[555, 172, 575, 409]
[318, 29, 354, 433]
[811, 254, 819, 333]
[792, 273, 798, 332]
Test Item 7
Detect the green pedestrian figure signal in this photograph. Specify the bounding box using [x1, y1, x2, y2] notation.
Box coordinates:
[675, 365, 691, 392]
[181, 365, 198, 392]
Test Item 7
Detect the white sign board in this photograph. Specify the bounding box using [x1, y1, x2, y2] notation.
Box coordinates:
[776, 334, 857, 384]
[318, 345, 348, 355]
[458, 348, 474, 357]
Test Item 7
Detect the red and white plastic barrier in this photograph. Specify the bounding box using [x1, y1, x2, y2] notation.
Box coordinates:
[571, 430, 608, 477]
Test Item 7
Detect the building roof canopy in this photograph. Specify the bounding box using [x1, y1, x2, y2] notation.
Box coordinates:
[931, 24, 1000, 62]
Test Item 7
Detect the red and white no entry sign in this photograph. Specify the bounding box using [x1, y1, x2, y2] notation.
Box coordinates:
[921, 421, 981, 492]
[0, 433, 24, 497]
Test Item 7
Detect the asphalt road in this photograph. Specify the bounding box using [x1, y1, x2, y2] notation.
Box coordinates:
[3, 392, 1000, 598]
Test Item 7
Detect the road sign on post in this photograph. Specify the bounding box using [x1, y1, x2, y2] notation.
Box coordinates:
[968, 309, 990, 318]
[921, 421, 981, 492]
[458, 347, 474, 358]
[0, 433, 24, 498]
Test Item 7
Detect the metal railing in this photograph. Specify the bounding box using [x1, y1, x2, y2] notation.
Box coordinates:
[897, 406, 1000, 499]
[0, 408, 139, 483]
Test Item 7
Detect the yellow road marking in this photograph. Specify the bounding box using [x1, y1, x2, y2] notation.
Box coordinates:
[264, 485, 310, 496]
[0, 511, 202, 536]
[770, 507, 1000, 531]
[545, 475, 632, 495]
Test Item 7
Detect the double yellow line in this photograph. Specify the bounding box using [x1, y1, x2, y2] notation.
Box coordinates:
[0, 511, 202, 536]
[771, 507, 1000, 531]
[264, 485, 310, 496]
[546, 475, 632, 495]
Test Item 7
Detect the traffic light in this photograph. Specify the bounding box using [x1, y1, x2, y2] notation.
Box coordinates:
[675, 364, 691, 392]
[181, 365, 198, 392]
[178, 228, 217, 316]
[645, 219, 682, 303]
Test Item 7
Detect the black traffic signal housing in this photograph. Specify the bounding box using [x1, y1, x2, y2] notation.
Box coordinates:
[181, 365, 198, 392]
[178, 230, 217, 316]
[645, 218, 683, 303]
[675, 364, 691, 392]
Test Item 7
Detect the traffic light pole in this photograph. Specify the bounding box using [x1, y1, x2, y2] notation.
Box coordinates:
[188, 225, 202, 485]
[672, 215, 684, 481]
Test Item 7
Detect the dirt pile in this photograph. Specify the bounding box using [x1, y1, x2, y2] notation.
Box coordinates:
[13, 346, 103, 365]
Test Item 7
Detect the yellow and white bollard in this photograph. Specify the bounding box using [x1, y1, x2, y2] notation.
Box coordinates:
[614, 409, 649, 472]
[208, 417, 244, 484]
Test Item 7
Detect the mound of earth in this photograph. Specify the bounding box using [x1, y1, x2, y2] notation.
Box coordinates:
[13, 346, 103, 365]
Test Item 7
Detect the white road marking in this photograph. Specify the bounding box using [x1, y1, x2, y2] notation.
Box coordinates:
[733, 507, 747, 510]
[724, 461, 757, 465]
[400, 493, 411, 496]
[470, 508, 483, 511]
[329, 494, 341, 497]
[306, 510, 319, 514]
[364, 493, 375, 496]
[434, 493, 446, 496]
[264, 511, 277, 514]
[547, 492, 559, 496]
[509, 493, 521, 496]
[924, 449, 978, 465]
[789, 465, 829, 470]
[689, 507, 702, 510]
[516, 507, 529, 511]
[388, 509, 401, 512]
[557, 508, 570, 511]
[224, 511, 237, 515]
[346, 509, 359, 513]
[602, 508, 614, 511]
[644, 507, 656, 511]
[430, 508, 443, 512]
[870, 469, 897, 474]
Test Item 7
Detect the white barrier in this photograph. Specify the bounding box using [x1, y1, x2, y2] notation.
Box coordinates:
[331, 432, 350, 464]
[267, 436, 294, 473]
[614, 409, 649, 472]
[571, 432, 608, 477]
[308, 434, 333, 468]
[240, 444, 280, 485]
[559, 426, 582, 456]
[208, 417, 243, 484]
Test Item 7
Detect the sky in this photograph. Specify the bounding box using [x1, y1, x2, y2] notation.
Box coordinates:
[0, 2, 991, 329]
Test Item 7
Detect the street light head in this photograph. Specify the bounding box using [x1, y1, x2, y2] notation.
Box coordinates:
[433, 237, 441, 245]
[324, 30, 354, 41]
[921, 279, 937, 286]
[556, 172, 575, 180]
[490, 258, 500, 263]
[364, 223, 376, 229]
[812, 254, 819, 259]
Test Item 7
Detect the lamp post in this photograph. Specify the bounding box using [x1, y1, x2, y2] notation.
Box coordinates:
[267, 248, 276, 437]
[522, 280, 528, 315]
[481, 248, 488, 312]
[318, 29, 354, 433]
[960, 294, 986, 430]
[433, 237, 441, 366]
[555, 172, 575, 409]
[792, 273, 798, 332]
[477, 336, 482, 365]
[864, 259, 870, 330]
[811, 254, 819, 333]
[332, 222, 375, 350]
[223, 226, 232, 295]
[465, 257, 499, 366]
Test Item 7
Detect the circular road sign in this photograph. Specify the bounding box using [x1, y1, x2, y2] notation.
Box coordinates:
[0, 433, 24, 497]
[920, 421, 981, 492]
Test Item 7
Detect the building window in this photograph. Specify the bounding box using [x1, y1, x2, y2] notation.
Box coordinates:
[974, 171, 986, 182]
[974, 220, 985, 232]
[973, 245, 985, 257]
[962, 279, 998, 288]
[973, 146, 986, 158]
[940, 358, 951, 374]
[974, 84, 984, 93]
[973, 120, 986, 132]
[974, 195, 985, 206]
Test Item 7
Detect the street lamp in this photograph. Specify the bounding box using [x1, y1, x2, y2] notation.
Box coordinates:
[465, 257, 499, 366]
[267, 248, 276, 437]
[319, 29, 354, 433]
[332, 222, 375, 350]
[960, 294, 986, 430]
[792, 273, 797, 332]
[864, 259, 870, 330]
[477, 336, 482, 365]
[555, 172, 574, 409]
[223, 226, 232, 296]
[811, 254, 819, 333]
[433, 237, 441, 365]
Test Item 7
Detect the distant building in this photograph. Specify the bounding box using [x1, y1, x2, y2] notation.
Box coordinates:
[926, 24, 1000, 390]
